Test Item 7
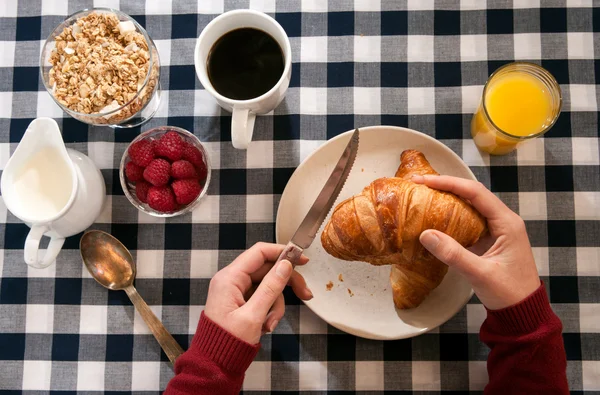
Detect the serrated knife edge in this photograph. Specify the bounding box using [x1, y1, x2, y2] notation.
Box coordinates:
[289, 128, 360, 249]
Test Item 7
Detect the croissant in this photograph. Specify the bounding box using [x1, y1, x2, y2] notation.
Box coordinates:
[321, 150, 486, 309]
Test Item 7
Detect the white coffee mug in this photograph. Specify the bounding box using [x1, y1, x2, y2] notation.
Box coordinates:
[195, 10, 292, 149]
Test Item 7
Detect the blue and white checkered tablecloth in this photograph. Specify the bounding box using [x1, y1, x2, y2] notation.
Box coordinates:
[0, 0, 599, 393]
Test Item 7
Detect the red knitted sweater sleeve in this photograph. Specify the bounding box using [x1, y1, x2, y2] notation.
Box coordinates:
[164, 312, 259, 395]
[166, 285, 568, 394]
[480, 283, 569, 394]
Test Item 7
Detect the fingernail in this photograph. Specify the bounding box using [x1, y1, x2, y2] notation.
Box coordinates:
[420, 230, 440, 251]
[269, 320, 279, 333]
[411, 175, 425, 183]
[276, 259, 293, 279]
[307, 289, 314, 299]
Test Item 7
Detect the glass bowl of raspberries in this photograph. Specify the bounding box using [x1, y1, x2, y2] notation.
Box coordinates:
[119, 126, 211, 217]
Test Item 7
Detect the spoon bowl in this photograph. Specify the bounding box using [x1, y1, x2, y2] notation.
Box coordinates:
[79, 230, 184, 364]
[80, 230, 135, 290]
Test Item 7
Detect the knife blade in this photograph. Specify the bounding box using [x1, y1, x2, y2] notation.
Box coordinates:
[276, 128, 359, 266]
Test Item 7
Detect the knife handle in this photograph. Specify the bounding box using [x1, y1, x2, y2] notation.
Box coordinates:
[276, 241, 304, 268]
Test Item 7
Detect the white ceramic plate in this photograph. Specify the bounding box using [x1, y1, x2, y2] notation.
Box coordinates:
[275, 126, 478, 340]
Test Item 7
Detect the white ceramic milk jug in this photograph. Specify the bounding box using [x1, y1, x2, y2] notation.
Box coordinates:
[1, 118, 106, 269]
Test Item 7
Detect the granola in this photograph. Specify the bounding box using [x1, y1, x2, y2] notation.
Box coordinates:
[48, 12, 159, 124]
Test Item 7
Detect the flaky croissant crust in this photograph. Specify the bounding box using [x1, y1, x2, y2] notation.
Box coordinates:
[321, 150, 486, 308]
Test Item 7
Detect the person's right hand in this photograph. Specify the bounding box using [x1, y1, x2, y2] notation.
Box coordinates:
[412, 175, 541, 310]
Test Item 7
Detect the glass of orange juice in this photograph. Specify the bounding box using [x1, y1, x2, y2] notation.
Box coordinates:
[471, 62, 562, 155]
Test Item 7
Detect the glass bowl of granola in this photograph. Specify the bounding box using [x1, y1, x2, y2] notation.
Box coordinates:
[40, 8, 161, 128]
[119, 126, 212, 217]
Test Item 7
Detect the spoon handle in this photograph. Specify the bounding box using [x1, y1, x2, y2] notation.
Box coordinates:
[124, 285, 185, 364]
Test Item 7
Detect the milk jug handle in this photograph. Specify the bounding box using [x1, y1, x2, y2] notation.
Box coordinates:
[24, 224, 65, 269]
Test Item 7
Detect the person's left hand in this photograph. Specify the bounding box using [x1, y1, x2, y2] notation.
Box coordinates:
[204, 242, 313, 345]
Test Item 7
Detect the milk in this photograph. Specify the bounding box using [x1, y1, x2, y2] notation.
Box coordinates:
[1, 117, 106, 269]
[12, 147, 74, 220]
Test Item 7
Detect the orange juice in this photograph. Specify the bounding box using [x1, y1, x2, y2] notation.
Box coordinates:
[471, 63, 561, 155]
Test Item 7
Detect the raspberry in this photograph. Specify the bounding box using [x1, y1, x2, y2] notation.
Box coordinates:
[125, 162, 144, 182]
[181, 142, 208, 182]
[128, 139, 155, 167]
[143, 158, 171, 186]
[147, 185, 177, 212]
[182, 142, 204, 169]
[135, 180, 151, 203]
[196, 161, 208, 183]
[172, 179, 201, 205]
[171, 160, 198, 179]
[155, 131, 184, 161]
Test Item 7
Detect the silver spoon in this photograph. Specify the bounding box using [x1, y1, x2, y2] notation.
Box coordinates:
[80, 230, 184, 364]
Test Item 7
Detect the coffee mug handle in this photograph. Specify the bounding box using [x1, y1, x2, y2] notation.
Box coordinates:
[231, 108, 256, 149]
[24, 224, 65, 269]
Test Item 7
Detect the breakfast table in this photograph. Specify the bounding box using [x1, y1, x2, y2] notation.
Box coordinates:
[1, 0, 599, 393]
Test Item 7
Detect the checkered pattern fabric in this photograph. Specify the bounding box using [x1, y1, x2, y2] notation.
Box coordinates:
[0, 0, 599, 393]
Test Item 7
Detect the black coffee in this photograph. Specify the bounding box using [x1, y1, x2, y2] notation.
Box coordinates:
[207, 28, 284, 101]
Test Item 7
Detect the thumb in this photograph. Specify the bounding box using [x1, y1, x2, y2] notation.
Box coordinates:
[419, 230, 483, 279]
[243, 259, 293, 318]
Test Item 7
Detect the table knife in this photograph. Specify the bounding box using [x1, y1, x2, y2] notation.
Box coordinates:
[275, 128, 360, 266]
